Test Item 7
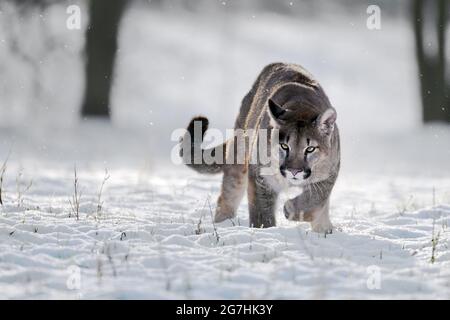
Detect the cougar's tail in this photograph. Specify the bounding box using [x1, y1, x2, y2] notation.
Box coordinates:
[180, 116, 226, 174]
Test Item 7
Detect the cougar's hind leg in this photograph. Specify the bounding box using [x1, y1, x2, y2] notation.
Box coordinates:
[214, 164, 247, 223]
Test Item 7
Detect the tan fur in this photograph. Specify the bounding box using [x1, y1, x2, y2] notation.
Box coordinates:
[182, 63, 340, 232]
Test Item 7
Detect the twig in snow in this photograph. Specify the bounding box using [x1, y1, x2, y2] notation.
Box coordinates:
[69, 166, 82, 220]
[431, 218, 441, 264]
[194, 197, 209, 235]
[397, 195, 415, 216]
[195, 214, 204, 235]
[432, 186, 436, 207]
[105, 243, 117, 277]
[0, 151, 11, 205]
[206, 196, 220, 244]
[96, 169, 110, 218]
[16, 168, 32, 208]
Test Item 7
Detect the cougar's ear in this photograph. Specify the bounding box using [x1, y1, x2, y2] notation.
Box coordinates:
[268, 99, 286, 121]
[317, 107, 337, 136]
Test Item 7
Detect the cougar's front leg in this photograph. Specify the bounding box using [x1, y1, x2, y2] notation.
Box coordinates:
[247, 171, 278, 228]
[283, 179, 335, 234]
[309, 200, 333, 234]
[284, 197, 333, 233]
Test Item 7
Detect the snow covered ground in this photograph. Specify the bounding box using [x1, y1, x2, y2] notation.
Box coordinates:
[0, 120, 449, 299]
[1, 4, 450, 299]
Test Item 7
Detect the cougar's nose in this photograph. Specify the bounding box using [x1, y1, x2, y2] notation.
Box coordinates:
[288, 168, 303, 177]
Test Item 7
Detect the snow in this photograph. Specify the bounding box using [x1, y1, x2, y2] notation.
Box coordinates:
[1, 4, 450, 299]
[1, 121, 449, 299]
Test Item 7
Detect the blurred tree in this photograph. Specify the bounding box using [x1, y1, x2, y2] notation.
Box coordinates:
[81, 0, 127, 118]
[1, 0, 61, 123]
[412, 0, 450, 123]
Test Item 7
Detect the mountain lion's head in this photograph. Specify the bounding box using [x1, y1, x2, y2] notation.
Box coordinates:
[267, 84, 338, 185]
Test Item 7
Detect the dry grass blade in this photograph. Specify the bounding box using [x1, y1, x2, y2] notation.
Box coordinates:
[0, 149, 12, 205]
[69, 166, 82, 220]
[96, 168, 110, 218]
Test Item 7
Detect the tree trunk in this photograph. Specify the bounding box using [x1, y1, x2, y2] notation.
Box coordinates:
[412, 0, 450, 123]
[81, 0, 126, 118]
[440, 0, 450, 118]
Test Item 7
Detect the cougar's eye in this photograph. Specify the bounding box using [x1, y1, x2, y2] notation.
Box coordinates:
[305, 146, 316, 153]
[280, 143, 289, 151]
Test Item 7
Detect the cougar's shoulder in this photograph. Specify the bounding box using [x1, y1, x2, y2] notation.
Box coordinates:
[243, 63, 326, 130]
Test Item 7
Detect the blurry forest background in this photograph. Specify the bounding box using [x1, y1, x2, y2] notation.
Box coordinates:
[0, 0, 449, 172]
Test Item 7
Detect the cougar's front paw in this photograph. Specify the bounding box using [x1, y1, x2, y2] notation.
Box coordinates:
[283, 200, 310, 221]
[311, 223, 333, 234]
[214, 203, 235, 223]
[283, 201, 300, 221]
[283, 201, 305, 221]
[311, 217, 333, 234]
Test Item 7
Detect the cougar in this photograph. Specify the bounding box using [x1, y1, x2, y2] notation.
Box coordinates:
[180, 62, 340, 233]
